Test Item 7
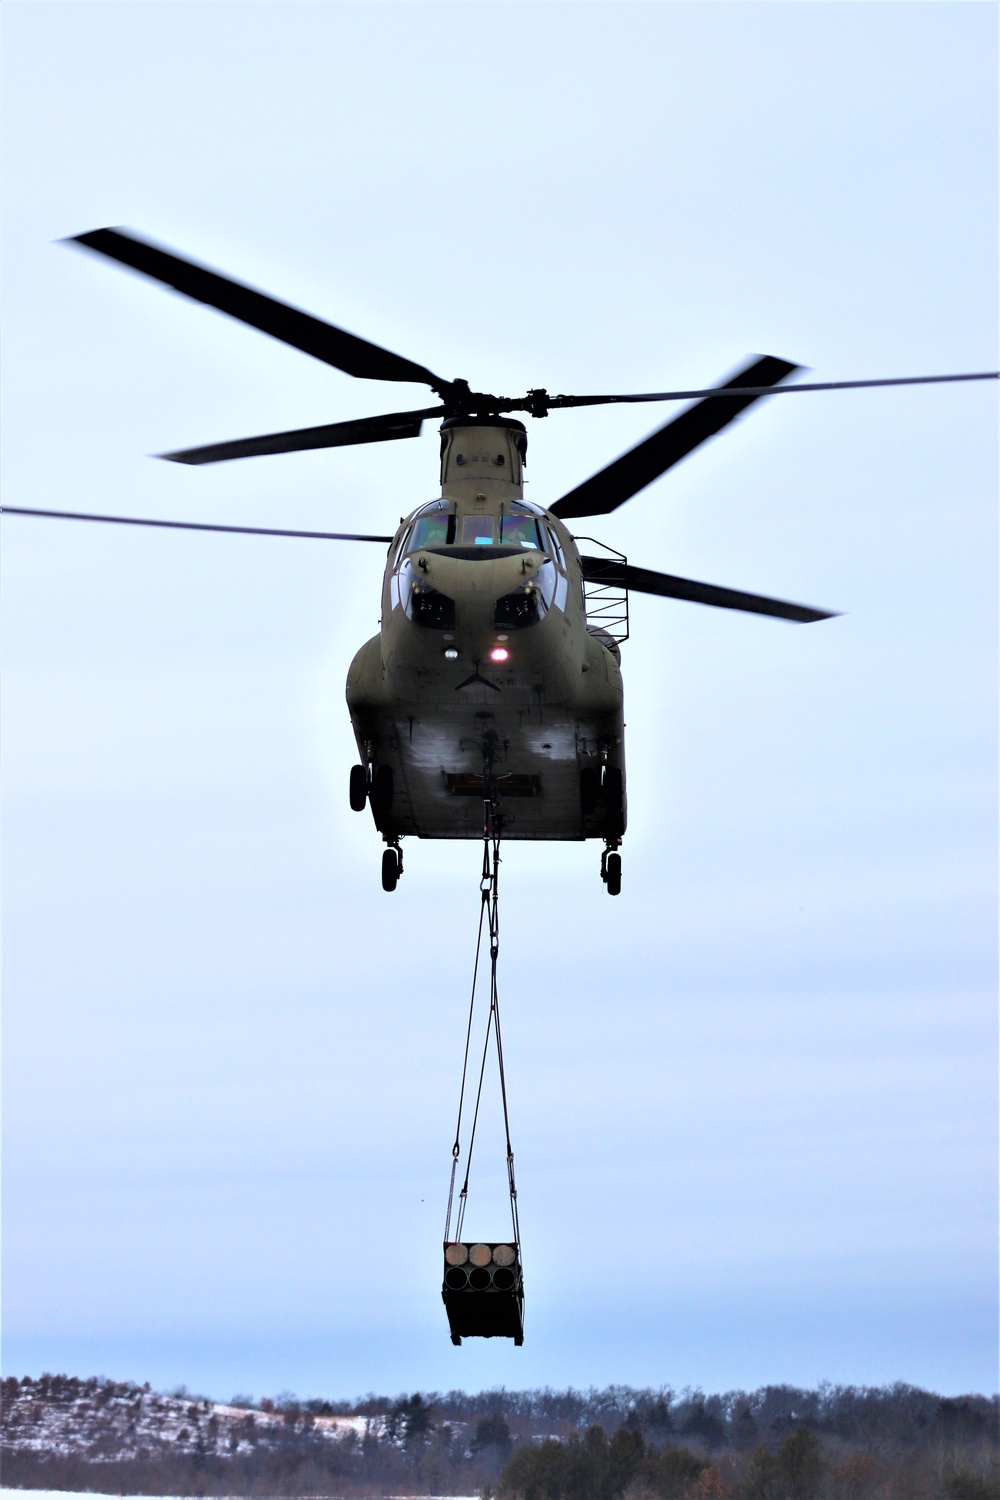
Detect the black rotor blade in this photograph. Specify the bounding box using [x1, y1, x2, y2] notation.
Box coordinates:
[159, 408, 444, 465]
[1, 507, 393, 543]
[550, 357, 799, 520]
[548, 369, 999, 409]
[580, 555, 837, 623]
[68, 228, 451, 393]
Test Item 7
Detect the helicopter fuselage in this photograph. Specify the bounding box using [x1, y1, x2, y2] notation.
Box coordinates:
[346, 418, 626, 842]
[51, 225, 991, 894]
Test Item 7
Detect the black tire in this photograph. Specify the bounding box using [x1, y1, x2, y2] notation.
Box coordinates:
[606, 852, 622, 896]
[349, 764, 368, 812]
[580, 766, 598, 816]
[371, 763, 394, 819]
[381, 848, 399, 892]
[603, 766, 625, 837]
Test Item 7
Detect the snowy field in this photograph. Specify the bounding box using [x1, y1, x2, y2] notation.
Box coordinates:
[1, 1491, 479, 1500]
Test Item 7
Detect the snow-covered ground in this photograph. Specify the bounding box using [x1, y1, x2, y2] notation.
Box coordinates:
[1, 1492, 479, 1500]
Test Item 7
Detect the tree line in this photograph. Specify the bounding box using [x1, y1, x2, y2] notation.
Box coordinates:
[2, 1374, 996, 1499]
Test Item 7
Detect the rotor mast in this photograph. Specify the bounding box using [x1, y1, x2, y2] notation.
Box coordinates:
[439, 416, 528, 505]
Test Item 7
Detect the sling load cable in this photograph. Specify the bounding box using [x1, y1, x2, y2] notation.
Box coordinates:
[443, 858, 488, 1244]
[444, 825, 520, 1253]
[441, 799, 524, 1342]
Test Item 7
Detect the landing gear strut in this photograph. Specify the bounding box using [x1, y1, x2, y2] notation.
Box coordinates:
[600, 841, 622, 896]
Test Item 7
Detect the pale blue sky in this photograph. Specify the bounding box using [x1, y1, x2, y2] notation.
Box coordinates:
[2, 2, 996, 1400]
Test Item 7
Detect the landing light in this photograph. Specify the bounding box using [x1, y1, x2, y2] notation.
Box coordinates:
[444, 647, 459, 660]
[490, 647, 510, 663]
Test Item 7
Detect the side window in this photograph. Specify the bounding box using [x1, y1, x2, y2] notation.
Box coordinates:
[397, 558, 456, 629]
[546, 524, 566, 570]
[537, 558, 557, 610]
[493, 559, 558, 631]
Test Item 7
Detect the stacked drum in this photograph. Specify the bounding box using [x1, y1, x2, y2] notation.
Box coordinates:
[442, 1241, 524, 1345]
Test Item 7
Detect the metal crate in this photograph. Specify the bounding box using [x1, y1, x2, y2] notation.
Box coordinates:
[442, 1241, 524, 1345]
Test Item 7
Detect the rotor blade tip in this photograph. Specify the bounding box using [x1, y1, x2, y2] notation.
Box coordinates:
[67, 226, 119, 242]
[154, 449, 201, 465]
[756, 354, 810, 372]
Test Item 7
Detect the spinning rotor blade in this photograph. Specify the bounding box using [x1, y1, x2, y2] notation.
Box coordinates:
[68, 228, 451, 393]
[547, 369, 999, 410]
[160, 408, 444, 465]
[1, 507, 393, 543]
[580, 555, 837, 623]
[550, 357, 799, 519]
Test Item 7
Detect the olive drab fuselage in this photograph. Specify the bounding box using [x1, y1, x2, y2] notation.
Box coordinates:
[346, 418, 626, 842]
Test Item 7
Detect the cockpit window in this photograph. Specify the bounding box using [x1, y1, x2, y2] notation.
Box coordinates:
[403, 502, 546, 555]
[408, 510, 454, 550]
[499, 513, 543, 549]
[460, 515, 495, 547]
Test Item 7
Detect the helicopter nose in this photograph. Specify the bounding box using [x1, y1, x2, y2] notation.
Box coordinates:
[413, 549, 545, 602]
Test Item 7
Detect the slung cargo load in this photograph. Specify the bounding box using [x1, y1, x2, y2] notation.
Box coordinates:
[443, 1241, 524, 1345]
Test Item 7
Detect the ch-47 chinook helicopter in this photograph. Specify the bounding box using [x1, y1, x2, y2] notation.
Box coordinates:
[8, 229, 996, 896]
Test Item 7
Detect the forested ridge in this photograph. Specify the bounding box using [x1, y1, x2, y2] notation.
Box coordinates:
[2, 1373, 996, 1499]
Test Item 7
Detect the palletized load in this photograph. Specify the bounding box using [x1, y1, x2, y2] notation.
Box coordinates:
[442, 1241, 523, 1345]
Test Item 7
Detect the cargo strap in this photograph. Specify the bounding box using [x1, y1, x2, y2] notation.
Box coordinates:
[444, 822, 520, 1253]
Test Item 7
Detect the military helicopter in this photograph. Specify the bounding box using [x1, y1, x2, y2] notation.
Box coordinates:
[8, 229, 996, 896]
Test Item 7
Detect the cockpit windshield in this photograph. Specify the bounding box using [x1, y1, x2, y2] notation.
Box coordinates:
[499, 512, 543, 549]
[408, 510, 455, 550]
[460, 515, 495, 546]
[403, 502, 546, 556]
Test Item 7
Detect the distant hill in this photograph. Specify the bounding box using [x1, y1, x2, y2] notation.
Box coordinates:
[2, 1373, 997, 1498]
[2, 1375, 383, 1466]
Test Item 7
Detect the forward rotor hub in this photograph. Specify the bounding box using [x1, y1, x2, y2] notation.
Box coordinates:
[439, 382, 553, 420]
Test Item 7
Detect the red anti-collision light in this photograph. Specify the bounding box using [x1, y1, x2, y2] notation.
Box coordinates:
[490, 647, 510, 663]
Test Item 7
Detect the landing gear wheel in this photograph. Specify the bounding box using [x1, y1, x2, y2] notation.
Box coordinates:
[605, 851, 622, 896]
[381, 847, 399, 892]
[349, 764, 368, 812]
[602, 766, 624, 837]
[580, 766, 598, 817]
[371, 763, 394, 819]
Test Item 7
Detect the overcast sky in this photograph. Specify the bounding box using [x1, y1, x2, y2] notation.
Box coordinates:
[2, 2, 996, 1402]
